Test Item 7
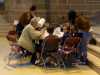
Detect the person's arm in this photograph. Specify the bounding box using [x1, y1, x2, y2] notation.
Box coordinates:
[28, 26, 46, 40]
[40, 27, 48, 39]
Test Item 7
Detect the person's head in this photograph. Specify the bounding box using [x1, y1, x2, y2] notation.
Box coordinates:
[75, 16, 91, 32]
[63, 23, 70, 32]
[63, 23, 75, 33]
[29, 5, 37, 17]
[30, 17, 39, 28]
[68, 10, 77, 25]
[47, 26, 54, 34]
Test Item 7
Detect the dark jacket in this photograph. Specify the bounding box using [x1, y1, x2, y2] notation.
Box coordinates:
[16, 12, 33, 38]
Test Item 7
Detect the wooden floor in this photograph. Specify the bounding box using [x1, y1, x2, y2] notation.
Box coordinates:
[0, 37, 99, 75]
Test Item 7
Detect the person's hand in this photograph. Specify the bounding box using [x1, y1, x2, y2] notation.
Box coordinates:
[40, 27, 47, 35]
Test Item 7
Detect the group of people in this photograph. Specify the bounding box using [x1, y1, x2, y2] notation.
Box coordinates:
[6, 5, 92, 67]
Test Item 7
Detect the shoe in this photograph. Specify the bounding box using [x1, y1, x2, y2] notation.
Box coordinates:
[35, 60, 40, 65]
[79, 62, 87, 65]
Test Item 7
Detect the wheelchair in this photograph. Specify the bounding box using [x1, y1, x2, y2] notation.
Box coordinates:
[60, 33, 81, 67]
[40, 35, 65, 68]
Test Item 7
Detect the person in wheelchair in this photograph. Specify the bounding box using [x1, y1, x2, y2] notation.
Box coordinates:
[60, 24, 82, 66]
[41, 26, 61, 67]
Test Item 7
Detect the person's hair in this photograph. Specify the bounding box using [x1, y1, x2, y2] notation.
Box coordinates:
[30, 5, 36, 11]
[30, 17, 38, 27]
[47, 26, 54, 34]
[75, 16, 91, 31]
[68, 10, 77, 25]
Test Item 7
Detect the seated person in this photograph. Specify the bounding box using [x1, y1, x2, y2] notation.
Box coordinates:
[60, 23, 82, 66]
[41, 26, 60, 66]
[43, 26, 59, 52]
[6, 23, 17, 44]
[6, 21, 17, 53]
[61, 23, 75, 46]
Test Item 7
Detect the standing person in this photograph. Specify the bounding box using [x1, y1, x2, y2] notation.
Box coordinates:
[61, 23, 72, 46]
[18, 17, 46, 64]
[68, 10, 77, 25]
[67, 9, 80, 32]
[76, 16, 92, 64]
[16, 5, 37, 38]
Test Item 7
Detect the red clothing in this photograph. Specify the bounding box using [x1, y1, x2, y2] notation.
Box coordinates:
[6, 30, 16, 42]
